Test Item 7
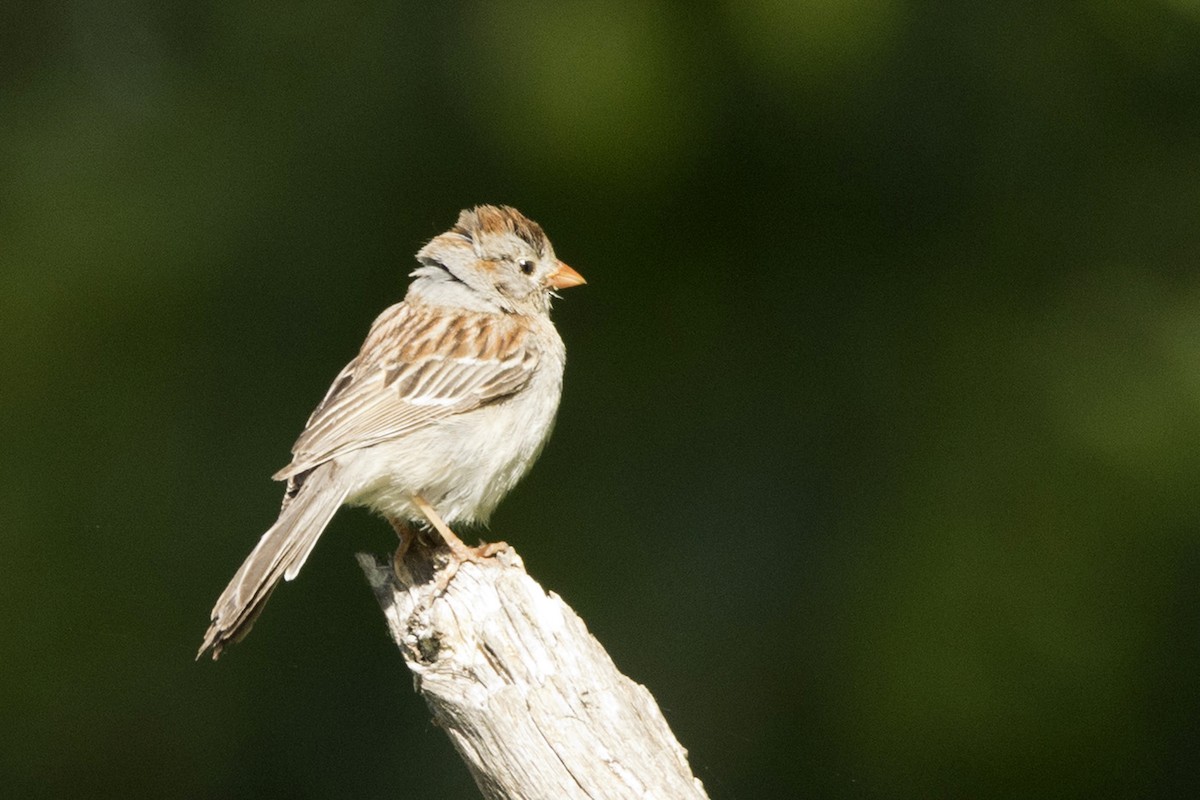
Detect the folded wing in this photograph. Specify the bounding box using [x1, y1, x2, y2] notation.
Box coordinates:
[273, 303, 538, 480]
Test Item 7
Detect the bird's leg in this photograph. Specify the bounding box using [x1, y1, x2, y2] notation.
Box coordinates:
[387, 517, 415, 575]
[410, 494, 508, 564]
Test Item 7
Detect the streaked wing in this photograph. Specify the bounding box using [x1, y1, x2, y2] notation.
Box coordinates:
[272, 303, 537, 480]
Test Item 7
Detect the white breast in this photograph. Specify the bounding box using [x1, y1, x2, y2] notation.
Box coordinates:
[341, 320, 566, 526]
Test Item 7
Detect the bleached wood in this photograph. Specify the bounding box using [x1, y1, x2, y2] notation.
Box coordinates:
[357, 544, 708, 800]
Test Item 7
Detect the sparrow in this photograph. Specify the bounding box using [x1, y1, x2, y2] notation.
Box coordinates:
[198, 205, 585, 659]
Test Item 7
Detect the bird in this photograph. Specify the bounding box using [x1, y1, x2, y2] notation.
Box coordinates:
[198, 205, 585, 659]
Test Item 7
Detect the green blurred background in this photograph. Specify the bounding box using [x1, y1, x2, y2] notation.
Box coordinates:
[3, 1, 1199, 797]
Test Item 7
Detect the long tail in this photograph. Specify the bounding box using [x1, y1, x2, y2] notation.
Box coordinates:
[198, 462, 350, 660]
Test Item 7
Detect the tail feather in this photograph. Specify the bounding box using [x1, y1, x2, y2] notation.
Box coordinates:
[198, 463, 350, 660]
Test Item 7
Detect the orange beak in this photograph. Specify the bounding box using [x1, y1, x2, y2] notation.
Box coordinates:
[546, 261, 586, 290]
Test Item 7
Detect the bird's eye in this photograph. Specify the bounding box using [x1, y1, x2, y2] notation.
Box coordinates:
[518, 258, 535, 275]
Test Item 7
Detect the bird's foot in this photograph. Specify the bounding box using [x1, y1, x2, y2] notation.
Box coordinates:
[408, 496, 509, 593]
[446, 536, 509, 564]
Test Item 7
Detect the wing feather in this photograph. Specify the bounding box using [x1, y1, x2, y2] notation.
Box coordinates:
[272, 303, 537, 480]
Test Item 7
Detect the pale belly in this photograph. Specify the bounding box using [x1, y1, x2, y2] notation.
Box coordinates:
[341, 360, 563, 526]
